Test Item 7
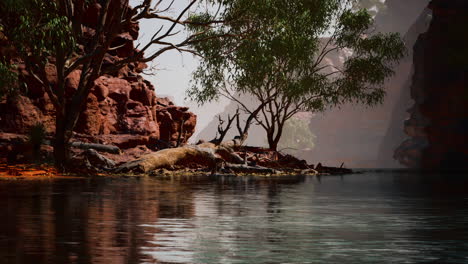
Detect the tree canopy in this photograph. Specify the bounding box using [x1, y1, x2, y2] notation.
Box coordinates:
[187, 0, 405, 150]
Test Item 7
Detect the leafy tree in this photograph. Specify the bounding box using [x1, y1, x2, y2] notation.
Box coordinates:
[188, 0, 405, 150]
[0, 0, 234, 170]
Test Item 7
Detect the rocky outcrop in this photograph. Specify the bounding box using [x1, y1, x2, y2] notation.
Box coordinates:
[0, 2, 196, 154]
[377, 8, 432, 167]
[294, 0, 431, 168]
[394, 0, 468, 170]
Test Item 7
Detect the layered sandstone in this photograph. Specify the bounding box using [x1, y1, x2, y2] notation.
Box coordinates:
[0, 2, 196, 155]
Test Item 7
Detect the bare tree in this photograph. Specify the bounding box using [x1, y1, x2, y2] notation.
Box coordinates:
[211, 108, 239, 144]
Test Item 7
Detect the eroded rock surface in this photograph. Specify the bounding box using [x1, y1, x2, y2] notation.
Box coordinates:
[394, 0, 468, 169]
[0, 2, 196, 157]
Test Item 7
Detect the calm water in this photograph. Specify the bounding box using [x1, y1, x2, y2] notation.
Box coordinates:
[1, 171, 468, 264]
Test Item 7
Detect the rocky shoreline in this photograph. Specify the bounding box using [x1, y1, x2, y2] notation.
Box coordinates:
[0, 132, 352, 179]
[0, 1, 352, 178]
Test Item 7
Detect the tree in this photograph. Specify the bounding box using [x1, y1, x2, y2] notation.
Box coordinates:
[0, 0, 233, 170]
[188, 0, 405, 150]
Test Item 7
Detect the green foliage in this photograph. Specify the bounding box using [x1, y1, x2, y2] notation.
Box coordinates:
[277, 117, 316, 154]
[1, 0, 75, 65]
[0, 62, 18, 97]
[188, 0, 405, 107]
[0, 0, 75, 99]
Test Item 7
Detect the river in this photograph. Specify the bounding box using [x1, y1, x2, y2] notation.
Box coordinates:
[0, 170, 467, 264]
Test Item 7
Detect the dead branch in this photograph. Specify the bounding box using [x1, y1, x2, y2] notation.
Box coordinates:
[211, 108, 240, 144]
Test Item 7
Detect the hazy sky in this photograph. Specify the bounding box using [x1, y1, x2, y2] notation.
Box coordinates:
[130, 0, 229, 138]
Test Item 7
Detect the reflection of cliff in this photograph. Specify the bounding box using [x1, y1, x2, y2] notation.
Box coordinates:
[394, 0, 468, 169]
[0, 178, 195, 264]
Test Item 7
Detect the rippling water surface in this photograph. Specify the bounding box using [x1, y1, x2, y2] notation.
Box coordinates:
[1, 171, 468, 264]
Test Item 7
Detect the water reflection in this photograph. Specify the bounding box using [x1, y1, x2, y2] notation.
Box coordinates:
[0, 172, 467, 264]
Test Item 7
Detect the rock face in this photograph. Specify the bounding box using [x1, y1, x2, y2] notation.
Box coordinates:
[302, 0, 430, 168]
[376, 8, 432, 167]
[394, 0, 468, 169]
[0, 2, 196, 151]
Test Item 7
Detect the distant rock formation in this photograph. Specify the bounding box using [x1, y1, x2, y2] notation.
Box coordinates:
[0, 2, 196, 152]
[394, 0, 468, 170]
[376, 8, 432, 167]
[305, 0, 430, 168]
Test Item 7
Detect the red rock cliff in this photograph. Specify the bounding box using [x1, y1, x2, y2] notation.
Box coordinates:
[0, 2, 196, 151]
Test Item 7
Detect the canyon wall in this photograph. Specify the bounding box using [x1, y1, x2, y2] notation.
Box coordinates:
[299, 0, 430, 168]
[0, 2, 196, 152]
[394, 0, 468, 170]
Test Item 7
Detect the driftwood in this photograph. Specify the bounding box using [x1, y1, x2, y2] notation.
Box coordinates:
[83, 149, 116, 171]
[198, 142, 244, 164]
[114, 141, 250, 174]
[69, 142, 121, 154]
[315, 163, 352, 174]
[114, 142, 281, 175]
[37, 139, 121, 154]
[114, 145, 220, 173]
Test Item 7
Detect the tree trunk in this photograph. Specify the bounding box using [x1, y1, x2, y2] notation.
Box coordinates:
[269, 140, 278, 152]
[267, 131, 278, 151]
[54, 112, 70, 171]
[53, 79, 94, 171]
[270, 122, 284, 152]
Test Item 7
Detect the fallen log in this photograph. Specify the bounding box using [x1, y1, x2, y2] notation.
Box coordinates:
[69, 142, 121, 154]
[83, 149, 116, 171]
[198, 142, 244, 164]
[114, 145, 219, 173]
[38, 139, 121, 154]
